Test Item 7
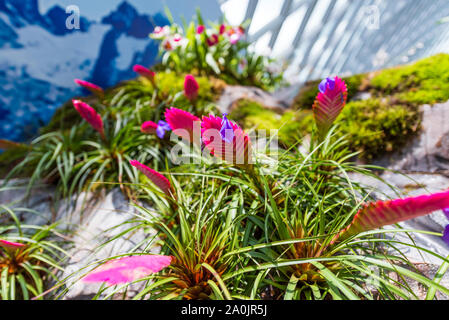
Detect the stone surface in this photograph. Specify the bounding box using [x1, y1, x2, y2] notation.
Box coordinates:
[374, 100, 449, 175]
[217, 85, 289, 113]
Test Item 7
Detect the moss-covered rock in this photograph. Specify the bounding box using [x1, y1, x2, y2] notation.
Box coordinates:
[337, 99, 420, 159]
[229, 99, 313, 147]
[287, 53, 449, 159]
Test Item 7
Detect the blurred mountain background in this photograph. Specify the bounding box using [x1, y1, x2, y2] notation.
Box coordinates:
[0, 0, 220, 141]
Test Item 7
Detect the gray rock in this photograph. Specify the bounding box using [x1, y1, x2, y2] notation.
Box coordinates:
[375, 100, 449, 175]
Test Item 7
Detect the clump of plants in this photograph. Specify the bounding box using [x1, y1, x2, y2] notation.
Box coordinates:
[150, 9, 284, 91]
[68, 76, 449, 300]
[0, 207, 65, 300]
[289, 54, 449, 159]
[0, 72, 215, 201]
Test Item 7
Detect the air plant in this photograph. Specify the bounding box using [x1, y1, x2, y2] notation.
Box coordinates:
[74, 79, 104, 99]
[184, 74, 199, 101]
[72, 100, 106, 141]
[313, 77, 348, 139]
[0, 216, 65, 300]
[133, 65, 157, 88]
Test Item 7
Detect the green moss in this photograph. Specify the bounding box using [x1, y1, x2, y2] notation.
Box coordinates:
[371, 53, 449, 105]
[229, 99, 314, 147]
[337, 99, 420, 159]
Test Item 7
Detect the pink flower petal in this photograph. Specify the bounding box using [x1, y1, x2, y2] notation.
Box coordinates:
[184, 74, 199, 101]
[74, 79, 104, 98]
[201, 115, 252, 165]
[83, 255, 172, 285]
[133, 65, 156, 85]
[72, 100, 105, 138]
[130, 160, 173, 196]
[0, 239, 26, 249]
[164, 107, 200, 144]
[334, 189, 449, 243]
[196, 25, 205, 34]
[141, 121, 158, 135]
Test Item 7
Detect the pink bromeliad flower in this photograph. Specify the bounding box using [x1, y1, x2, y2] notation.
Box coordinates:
[72, 100, 105, 139]
[201, 114, 252, 165]
[83, 255, 172, 285]
[74, 79, 104, 98]
[130, 160, 173, 196]
[184, 74, 199, 101]
[313, 76, 348, 138]
[0, 239, 26, 250]
[141, 121, 158, 135]
[332, 189, 449, 244]
[133, 65, 156, 87]
[164, 107, 200, 144]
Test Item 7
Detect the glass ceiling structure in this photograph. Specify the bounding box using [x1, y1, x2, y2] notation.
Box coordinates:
[219, 0, 449, 87]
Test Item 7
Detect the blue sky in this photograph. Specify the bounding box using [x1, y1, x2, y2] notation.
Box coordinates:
[39, 0, 222, 22]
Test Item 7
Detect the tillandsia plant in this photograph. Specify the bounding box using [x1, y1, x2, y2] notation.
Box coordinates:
[150, 8, 284, 91]
[0, 207, 66, 300]
[77, 76, 449, 300]
[2, 72, 200, 201]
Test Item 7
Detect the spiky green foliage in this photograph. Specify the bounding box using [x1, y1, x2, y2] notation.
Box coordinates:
[0, 205, 66, 300]
[288, 54, 449, 159]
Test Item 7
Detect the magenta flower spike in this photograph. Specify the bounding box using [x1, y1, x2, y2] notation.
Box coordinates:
[219, 24, 226, 35]
[130, 160, 173, 197]
[141, 121, 158, 135]
[165, 107, 200, 144]
[184, 74, 199, 101]
[74, 79, 104, 98]
[83, 255, 172, 286]
[201, 114, 252, 166]
[312, 76, 348, 138]
[0, 239, 26, 250]
[72, 100, 105, 139]
[197, 25, 205, 34]
[133, 65, 156, 87]
[333, 189, 449, 243]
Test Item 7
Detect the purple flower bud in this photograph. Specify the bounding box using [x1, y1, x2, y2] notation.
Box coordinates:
[220, 113, 234, 143]
[156, 120, 171, 139]
[318, 77, 336, 94]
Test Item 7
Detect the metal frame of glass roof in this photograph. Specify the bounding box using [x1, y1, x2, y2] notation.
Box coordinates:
[219, 0, 449, 89]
